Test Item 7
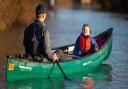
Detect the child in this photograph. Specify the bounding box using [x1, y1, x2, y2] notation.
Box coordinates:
[73, 24, 98, 57]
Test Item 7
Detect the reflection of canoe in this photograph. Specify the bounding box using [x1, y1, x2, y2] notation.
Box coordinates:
[6, 78, 64, 89]
[69, 64, 112, 81]
[6, 64, 112, 89]
[6, 28, 113, 82]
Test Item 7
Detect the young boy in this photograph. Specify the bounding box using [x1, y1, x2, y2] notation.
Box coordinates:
[73, 24, 98, 56]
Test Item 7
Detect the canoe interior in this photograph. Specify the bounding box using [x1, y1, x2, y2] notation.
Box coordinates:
[7, 28, 112, 62]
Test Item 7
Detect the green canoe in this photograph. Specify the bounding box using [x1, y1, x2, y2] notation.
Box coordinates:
[6, 28, 113, 82]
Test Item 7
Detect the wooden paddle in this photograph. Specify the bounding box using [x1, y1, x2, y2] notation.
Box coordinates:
[67, 54, 81, 59]
[55, 60, 70, 80]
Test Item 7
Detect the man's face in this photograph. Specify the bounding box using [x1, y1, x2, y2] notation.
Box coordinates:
[82, 26, 90, 36]
[43, 13, 47, 20]
[38, 13, 47, 22]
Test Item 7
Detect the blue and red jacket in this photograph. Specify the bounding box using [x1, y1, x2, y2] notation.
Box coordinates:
[79, 34, 92, 53]
[73, 33, 98, 56]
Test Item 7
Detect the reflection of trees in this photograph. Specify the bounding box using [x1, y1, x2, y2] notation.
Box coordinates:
[97, 0, 128, 13]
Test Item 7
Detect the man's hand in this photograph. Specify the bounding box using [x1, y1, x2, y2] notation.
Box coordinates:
[52, 53, 58, 61]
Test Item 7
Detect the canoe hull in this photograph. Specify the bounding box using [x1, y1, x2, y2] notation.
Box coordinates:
[6, 28, 113, 82]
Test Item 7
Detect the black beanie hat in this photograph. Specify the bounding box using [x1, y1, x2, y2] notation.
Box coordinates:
[36, 4, 47, 15]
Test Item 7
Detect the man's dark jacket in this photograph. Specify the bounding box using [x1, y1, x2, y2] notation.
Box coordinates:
[23, 20, 53, 60]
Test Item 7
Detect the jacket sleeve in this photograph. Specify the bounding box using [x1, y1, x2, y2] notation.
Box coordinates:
[43, 29, 53, 60]
[73, 36, 80, 55]
[91, 38, 98, 49]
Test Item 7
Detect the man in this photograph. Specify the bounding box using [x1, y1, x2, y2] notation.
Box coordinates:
[73, 24, 98, 57]
[23, 4, 57, 61]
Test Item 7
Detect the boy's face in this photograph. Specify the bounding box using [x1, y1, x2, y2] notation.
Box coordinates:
[82, 26, 90, 36]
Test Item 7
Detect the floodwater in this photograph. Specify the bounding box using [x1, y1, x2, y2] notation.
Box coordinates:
[0, 9, 128, 89]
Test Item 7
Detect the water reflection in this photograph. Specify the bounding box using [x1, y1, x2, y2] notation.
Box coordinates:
[5, 64, 112, 89]
[6, 78, 65, 89]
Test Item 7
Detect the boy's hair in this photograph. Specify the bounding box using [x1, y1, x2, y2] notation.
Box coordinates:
[82, 24, 90, 30]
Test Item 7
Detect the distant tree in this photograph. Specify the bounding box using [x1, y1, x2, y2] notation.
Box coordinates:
[96, 0, 128, 13]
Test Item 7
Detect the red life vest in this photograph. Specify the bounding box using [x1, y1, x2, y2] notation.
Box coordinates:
[79, 34, 91, 53]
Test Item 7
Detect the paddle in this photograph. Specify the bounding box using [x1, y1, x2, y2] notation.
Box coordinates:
[48, 62, 55, 79]
[67, 54, 81, 59]
[55, 60, 70, 80]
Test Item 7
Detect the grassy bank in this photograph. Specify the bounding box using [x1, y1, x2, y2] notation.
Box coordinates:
[0, 0, 49, 32]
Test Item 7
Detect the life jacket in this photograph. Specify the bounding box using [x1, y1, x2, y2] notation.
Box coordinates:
[79, 34, 92, 53]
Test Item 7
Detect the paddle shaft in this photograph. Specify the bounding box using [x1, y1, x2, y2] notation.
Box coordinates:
[55, 61, 70, 80]
[48, 62, 55, 78]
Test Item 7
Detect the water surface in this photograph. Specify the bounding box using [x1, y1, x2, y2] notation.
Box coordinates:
[0, 9, 128, 89]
